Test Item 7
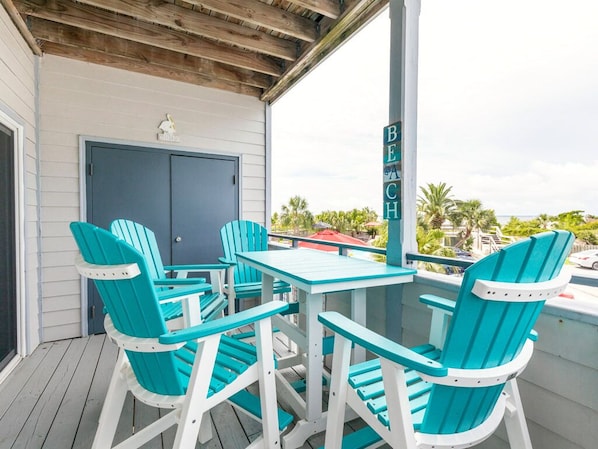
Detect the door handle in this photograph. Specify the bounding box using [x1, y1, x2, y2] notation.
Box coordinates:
[175, 236, 182, 243]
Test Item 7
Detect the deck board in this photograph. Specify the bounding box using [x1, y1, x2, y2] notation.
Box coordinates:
[0, 339, 71, 448]
[72, 336, 118, 449]
[13, 337, 88, 449]
[0, 333, 385, 449]
[44, 336, 104, 449]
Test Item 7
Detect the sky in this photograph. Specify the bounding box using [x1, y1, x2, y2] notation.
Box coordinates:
[271, 0, 598, 219]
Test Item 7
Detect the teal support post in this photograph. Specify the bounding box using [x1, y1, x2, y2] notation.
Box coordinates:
[385, 0, 421, 342]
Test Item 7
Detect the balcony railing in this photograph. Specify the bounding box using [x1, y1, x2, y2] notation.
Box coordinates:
[269, 232, 598, 290]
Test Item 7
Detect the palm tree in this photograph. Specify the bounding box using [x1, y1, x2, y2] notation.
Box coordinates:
[280, 195, 313, 235]
[537, 213, 552, 230]
[270, 212, 281, 231]
[316, 210, 348, 233]
[346, 207, 378, 236]
[417, 182, 456, 229]
[451, 199, 498, 249]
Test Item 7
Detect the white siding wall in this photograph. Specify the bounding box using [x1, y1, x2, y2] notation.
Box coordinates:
[402, 275, 598, 449]
[0, 6, 40, 353]
[38, 55, 267, 341]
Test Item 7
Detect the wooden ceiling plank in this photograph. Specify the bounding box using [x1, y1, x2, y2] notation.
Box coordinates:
[73, 0, 299, 60]
[0, 0, 42, 55]
[28, 17, 272, 89]
[41, 40, 262, 97]
[183, 0, 317, 42]
[14, 0, 284, 76]
[285, 0, 341, 19]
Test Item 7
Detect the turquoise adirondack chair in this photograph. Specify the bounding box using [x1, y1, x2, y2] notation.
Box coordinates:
[111, 219, 229, 326]
[319, 230, 574, 449]
[70, 222, 293, 449]
[219, 220, 292, 313]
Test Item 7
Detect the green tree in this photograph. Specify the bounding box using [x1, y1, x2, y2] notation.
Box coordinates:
[416, 227, 458, 273]
[502, 217, 542, 236]
[451, 199, 499, 249]
[554, 210, 585, 232]
[270, 212, 280, 231]
[280, 195, 313, 234]
[537, 213, 552, 229]
[315, 210, 348, 233]
[417, 182, 456, 229]
[577, 230, 598, 245]
[346, 207, 378, 236]
[371, 220, 389, 262]
[314, 207, 378, 235]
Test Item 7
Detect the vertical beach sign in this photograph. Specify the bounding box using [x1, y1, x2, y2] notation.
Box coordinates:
[383, 121, 401, 220]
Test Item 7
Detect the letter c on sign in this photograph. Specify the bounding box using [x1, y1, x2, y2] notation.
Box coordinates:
[385, 183, 398, 200]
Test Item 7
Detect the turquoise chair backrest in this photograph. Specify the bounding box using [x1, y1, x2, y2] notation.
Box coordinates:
[420, 230, 574, 434]
[110, 219, 167, 282]
[70, 222, 186, 396]
[220, 220, 269, 285]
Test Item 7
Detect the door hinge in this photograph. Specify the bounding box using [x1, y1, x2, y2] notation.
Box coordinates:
[90, 305, 96, 319]
[232, 175, 236, 184]
[88, 163, 94, 176]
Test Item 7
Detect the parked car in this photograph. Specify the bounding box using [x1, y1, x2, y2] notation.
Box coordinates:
[569, 249, 598, 270]
[450, 247, 475, 260]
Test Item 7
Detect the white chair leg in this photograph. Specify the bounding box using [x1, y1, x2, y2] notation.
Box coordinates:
[254, 317, 281, 448]
[503, 380, 533, 449]
[197, 412, 213, 443]
[282, 292, 297, 353]
[92, 351, 129, 449]
[323, 335, 353, 449]
[172, 337, 220, 448]
[380, 359, 418, 449]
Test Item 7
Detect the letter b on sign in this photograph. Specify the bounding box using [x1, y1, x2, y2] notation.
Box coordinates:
[384, 122, 401, 145]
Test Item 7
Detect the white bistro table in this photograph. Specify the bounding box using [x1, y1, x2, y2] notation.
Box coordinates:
[235, 249, 416, 449]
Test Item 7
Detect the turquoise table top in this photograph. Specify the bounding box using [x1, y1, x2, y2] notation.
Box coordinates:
[236, 248, 416, 294]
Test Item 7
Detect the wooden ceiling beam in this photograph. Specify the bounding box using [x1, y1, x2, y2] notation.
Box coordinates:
[183, 0, 318, 42]
[14, 0, 284, 76]
[73, 0, 300, 60]
[285, 0, 342, 19]
[41, 41, 262, 97]
[29, 17, 271, 89]
[0, 0, 42, 55]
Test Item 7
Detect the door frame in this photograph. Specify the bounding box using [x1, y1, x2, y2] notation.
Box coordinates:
[0, 107, 27, 382]
[78, 136, 243, 336]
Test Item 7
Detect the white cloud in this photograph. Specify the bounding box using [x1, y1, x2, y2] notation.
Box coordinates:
[272, 1, 598, 218]
[419, 159, 598, 216]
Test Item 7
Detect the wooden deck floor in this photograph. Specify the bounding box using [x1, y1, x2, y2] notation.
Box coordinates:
[0, 333, 375, 449]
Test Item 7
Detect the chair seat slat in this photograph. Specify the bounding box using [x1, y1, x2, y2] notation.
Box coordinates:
[349, 366, 382, 389]
[218, 343, 257, 366]
[348, 358, 381, 377]
[216, 353, 250, 374]
[229, 390, 295, 431]
[212, 365, 238, 384]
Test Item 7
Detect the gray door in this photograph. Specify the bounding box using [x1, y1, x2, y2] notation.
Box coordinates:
[86, 142, 239, 333]
[171, 155, 238, 264]
[0, 123, 17, 371]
